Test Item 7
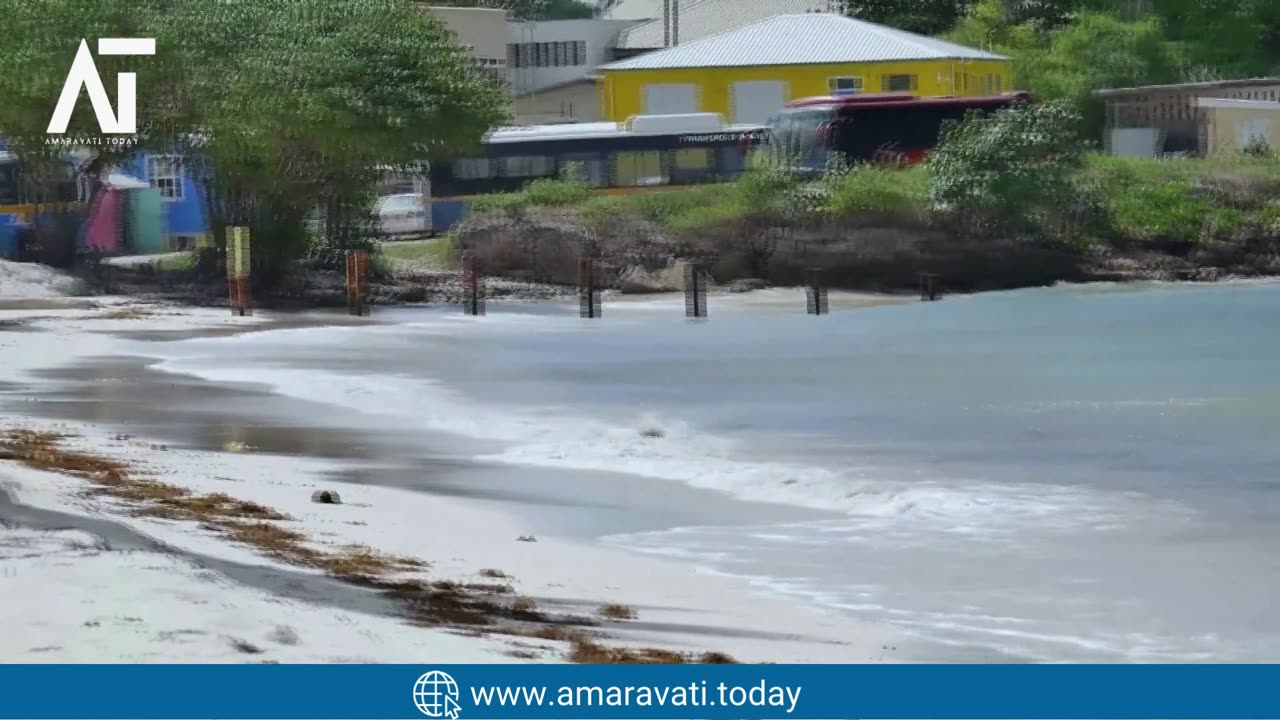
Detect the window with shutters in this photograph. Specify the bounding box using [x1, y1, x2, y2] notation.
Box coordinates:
[828, 76, 863, 93]
[146, 155, 183, 201]
[883, 74, 917, 92]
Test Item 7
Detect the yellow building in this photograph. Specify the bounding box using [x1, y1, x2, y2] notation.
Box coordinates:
[595, 13, 1012, 124]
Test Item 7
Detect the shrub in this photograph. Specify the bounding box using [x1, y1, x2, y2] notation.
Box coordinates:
[523, 178, 593, 207]
[927, 99, 1085, 229]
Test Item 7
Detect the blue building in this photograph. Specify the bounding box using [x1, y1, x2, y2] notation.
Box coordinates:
[119, 152, 211, 251]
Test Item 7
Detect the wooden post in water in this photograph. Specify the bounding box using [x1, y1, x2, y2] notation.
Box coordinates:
[345, 249, 369, 316]
[578, 257, 601, 319]
[226, 226, 251, 316]
[919, 272, 939, 302]
[683, 261, 707, 319]
[461, 251, 484, 316]
[806, 268, 828, 315]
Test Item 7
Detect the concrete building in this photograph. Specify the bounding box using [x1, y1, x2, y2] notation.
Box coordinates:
[1098, 77, 1280, 157]
[425, 6, 512, 87]
[1197, 98, 1280, 156]
[595, 13, 1011, 124]
[507, 18, 643, 123]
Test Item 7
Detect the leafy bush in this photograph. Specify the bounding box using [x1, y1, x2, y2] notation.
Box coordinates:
[927, 99, 1085, 228]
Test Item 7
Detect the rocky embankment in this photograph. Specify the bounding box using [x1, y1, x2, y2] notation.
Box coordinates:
[452, 212, 1280, 296]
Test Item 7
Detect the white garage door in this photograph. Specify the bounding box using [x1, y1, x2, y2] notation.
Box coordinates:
[643, 84, 698, 115]
[731, 81, 788, 124]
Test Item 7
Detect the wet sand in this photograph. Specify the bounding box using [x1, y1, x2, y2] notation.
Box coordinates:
[8, 353, 829, 540]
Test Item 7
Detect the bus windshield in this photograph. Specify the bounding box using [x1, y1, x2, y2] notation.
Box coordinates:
[768, 95, 1026, 168]
[766, 108, 836, 171]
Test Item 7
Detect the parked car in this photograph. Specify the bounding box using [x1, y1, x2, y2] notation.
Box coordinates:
[375, 193, 429, 236]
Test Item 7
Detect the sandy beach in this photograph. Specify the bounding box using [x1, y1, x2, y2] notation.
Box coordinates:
[0, 265, 911, 663]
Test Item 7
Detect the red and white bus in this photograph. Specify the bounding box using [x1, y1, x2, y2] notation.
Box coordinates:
[766, 91, 1032, 170]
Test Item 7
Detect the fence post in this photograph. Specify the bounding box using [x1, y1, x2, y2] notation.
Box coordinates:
[578, 257, 601, 319]
[226, 226, 251, 316]
[684, 261, 707, 319]
[806, 268, 828, 315]
[345, 249, 369, 316]
[461, 251, 485, 316]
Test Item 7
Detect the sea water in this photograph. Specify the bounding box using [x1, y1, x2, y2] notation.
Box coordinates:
[144, 281, 1280, 662]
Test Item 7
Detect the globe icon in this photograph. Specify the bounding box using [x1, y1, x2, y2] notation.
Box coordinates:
[413, 671, 462, 719]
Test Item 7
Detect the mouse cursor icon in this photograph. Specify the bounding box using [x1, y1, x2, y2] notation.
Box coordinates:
[444, 695, 462, 719]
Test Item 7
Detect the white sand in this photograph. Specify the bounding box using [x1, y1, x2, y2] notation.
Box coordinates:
[0, 276, 904, 663]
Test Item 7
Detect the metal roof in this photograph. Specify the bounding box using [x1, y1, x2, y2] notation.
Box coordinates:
[1095, 77, 1280, 97]
[614, 0, 835, 50]
[484, 114, 766, 143]
[598, 13, 1006, 71]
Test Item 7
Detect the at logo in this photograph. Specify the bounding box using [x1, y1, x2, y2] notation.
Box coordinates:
[47, 38, 156, 135]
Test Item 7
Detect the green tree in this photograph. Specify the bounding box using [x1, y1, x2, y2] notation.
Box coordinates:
[927, 99, 1085, 228]
[1025, 12, 1182, 135]
[837, 0, 976, 35]
[0, 0, 508, 276]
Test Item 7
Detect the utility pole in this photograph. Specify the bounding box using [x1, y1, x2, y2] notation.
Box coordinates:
[663, 0, 670, 46]
[672, 0, 679, 45]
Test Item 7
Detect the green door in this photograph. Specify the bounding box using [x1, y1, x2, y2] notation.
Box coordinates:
[127, 188, 168, 254]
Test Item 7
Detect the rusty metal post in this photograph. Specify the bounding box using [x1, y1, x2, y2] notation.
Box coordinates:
[683, 261, 707, 319]
[461, 251, 484, 316]
[346, 249, 369, 316]
[806, 268, 828, 315]
[578, 257, 601, 319]
[226, 226, 251, 316]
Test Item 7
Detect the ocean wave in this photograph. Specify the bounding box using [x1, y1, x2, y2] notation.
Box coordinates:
[146, 354, 1132, 533]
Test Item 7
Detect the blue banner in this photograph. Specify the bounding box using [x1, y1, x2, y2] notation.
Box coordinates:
[1, 664, 1279, 719]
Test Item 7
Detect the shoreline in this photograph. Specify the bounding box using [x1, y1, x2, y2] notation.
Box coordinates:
[0, 293, 910, 663]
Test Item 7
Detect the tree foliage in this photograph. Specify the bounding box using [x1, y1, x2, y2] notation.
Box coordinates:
[927, 99, 1085, 228]
[837, 0, 976, 36]
[0, 0, 509, 276]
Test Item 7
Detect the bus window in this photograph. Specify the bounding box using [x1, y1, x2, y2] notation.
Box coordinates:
[613, 151, 665, 187]
[498, 156, 554, 178]
[453, 158, 493, 180]
[669, 148, 713, 184]
[718, 146, 748, 177]
[558, 154, 608, 187]
[0, 164, 18, 205]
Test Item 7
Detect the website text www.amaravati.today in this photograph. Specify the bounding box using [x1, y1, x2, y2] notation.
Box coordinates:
[472, 681, 802, 713]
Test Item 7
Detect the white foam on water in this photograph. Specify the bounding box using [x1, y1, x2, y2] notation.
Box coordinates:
[145, 343, 1140, 535]
[0, 260, 85, 299]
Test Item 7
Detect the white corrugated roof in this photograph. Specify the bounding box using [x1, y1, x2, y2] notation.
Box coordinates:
[599, 13, 1006, 70]
[615, 0, 834, 50]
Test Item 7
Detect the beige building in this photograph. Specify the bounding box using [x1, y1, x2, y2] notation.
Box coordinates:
[425, 6, 512, 87]
[1098, 77, 1280, 156]
[507, 18, 643, 124]
[513, 78, 600, 124]
[1197, 98, 1280, 155]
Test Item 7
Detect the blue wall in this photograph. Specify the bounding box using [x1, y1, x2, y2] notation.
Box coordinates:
[122, 153, 209, 238]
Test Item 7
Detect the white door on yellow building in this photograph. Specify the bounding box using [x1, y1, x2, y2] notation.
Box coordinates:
[731, 81, 788, 125]
[643, 84, 698, 115]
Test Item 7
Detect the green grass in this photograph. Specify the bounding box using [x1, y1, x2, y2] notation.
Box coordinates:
[1081, 154, 1280, 245]
[379, 237, 456, 269]
[154, 252, 196, 272]
[825, 165, 929, 216]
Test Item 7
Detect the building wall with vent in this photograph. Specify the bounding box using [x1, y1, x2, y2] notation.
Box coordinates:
[598, 59, 1013, 122]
